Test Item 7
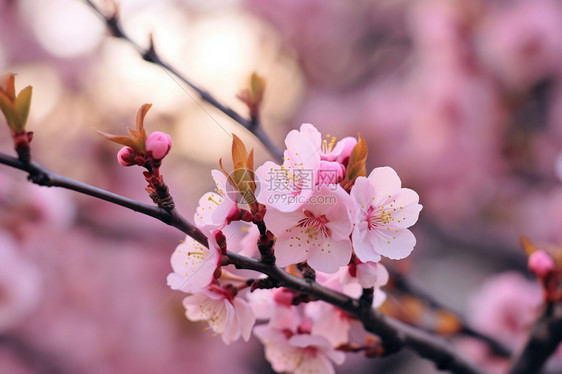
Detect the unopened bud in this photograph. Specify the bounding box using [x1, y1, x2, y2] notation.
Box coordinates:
[529, 250, 555, 279]
[146, 131, 172, 160]
[317, 161, 346, 185]
[117, 146, 137, 166]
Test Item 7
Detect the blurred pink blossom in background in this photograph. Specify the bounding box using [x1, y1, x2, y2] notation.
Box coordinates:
[1, 0, 562, 373]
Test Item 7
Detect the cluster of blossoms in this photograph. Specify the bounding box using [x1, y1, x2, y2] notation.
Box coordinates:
[166, 123, 422, 373]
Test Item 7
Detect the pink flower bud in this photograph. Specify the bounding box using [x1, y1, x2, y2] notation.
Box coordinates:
[146, 131, 172, 160]
[117, 146, 137, 166]
[528, 250, 555, 278]
[317, 160, 346, 185]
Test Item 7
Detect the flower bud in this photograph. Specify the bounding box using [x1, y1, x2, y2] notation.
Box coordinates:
[117, 146, 137, 166]
[146, 131, 172, 160]
[528, 250, 555, 279]
[317, 160, 346, 185]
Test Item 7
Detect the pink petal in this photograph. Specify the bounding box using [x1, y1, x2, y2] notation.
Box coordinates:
[367, 166, 402, 206]
[350, 177, 376, 210]
[167, 237, 220, 293]
[272, 227, 309, 267]
[233, 297, 256, 342]
[371, 228, 416, 260]
[307, 238, 352, 273]
[352, 223, 382, 263]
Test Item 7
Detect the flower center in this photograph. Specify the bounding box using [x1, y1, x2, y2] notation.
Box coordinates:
[367, 205, 393, 229]
[321, 133, 337, 154]
[297, 210, 332, 238]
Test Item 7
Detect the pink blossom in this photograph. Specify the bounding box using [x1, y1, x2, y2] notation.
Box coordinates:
[528, 250, 556, 278]
[254, 308, 345, 374]
[318, 267, 387, 307]
[468, 272, 542, 349]
[350, 167, 422, 262]
[305, 298, 351, 347]
[182, 286, 256, 345]
[166, 236, 221, 293]
[347, 261, 390, 291]
[117, 146, 137, 166]
[194, 170, 238, 234]
[146, 131, 172, 160]
[264, 184, 355, 273]
[256, 127, 321, 212]
[296, 123, 357, 163]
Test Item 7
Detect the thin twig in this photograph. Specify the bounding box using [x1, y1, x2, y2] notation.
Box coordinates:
[508, 302, 562, 374]
[82, 0, 283, 162]
[0, 151, 488, 374]
[390, 268, 512, 357]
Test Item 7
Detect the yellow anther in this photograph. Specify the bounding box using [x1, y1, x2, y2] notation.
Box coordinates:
[208, 196, 221, 206]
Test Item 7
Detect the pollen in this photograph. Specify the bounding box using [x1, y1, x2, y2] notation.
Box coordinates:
[208, 196, 221, 206]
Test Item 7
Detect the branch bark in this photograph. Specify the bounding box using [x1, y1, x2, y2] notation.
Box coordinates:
[508, 302, 562, 374]
[0, 151, 488, 374]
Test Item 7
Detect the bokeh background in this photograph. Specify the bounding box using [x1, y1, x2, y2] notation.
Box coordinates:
[1, 0, 562, 373]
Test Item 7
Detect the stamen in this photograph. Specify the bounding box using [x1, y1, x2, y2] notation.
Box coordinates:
[208, 196, 221, 206]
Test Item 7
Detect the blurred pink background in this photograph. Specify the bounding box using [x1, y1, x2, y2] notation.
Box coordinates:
[1, 0, 562, 373]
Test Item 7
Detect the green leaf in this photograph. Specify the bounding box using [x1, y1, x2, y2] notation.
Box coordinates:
[0, 90, 18, 130]
[14, 86, 32, 131]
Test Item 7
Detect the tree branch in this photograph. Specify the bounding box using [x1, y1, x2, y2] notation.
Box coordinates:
[82, 0, 284, 162]
[508, 302, 562, 374]
[0, 151, 489, 374]
[390, 268, 512, 357]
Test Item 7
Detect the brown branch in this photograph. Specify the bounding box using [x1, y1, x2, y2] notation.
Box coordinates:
[0, 151, 488, 374]
[82, 0, 283, 162]
[508, 302, 562, 374]
[390, 268, 512, 358]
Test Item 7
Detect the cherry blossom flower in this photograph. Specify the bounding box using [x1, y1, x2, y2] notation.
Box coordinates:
[194, 170, 238, 235]
[182, 286, 255, 345]
[306, 266, 389, 346]
[468, 272, 542, 349]
[265, 184, 355, 273]
[166, 236, 221, 294]
[256, 126, 321, 212]
[345, 260, 390, 292]
[254, 306, 345, 374]
[350, 167, 422, 263]
[296, 123, 357, 163]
